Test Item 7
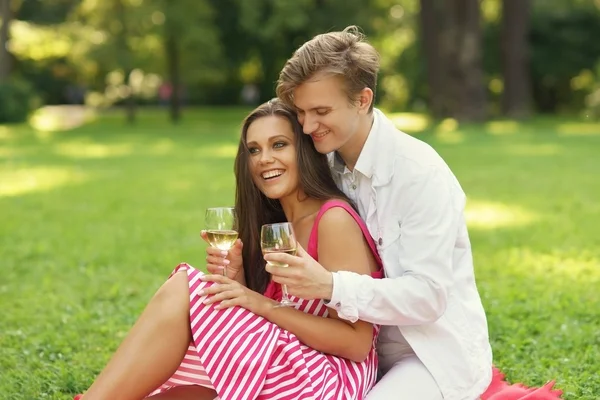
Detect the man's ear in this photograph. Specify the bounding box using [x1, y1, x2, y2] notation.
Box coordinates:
[357, 87, 374, 114]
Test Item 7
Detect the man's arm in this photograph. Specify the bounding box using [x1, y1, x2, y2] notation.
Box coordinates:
[327, 166, 463, 326]
[265, 166, 464, 326]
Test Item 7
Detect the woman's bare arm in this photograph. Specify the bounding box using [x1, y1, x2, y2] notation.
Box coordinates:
[262, 207, 378, 362]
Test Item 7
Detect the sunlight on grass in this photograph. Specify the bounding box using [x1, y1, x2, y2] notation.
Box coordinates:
[29, 105, 96, 133]
[54, 139, 134, 159]
[430, 118, 466, 144]
[505, 144, 562, 156]
[437, 118, 459, 132]
[0, 126, 14, 140]
[149, 138, 175, 155]
[389, 112, 430, 133]
[196, 144, 238, 159]
[434, 131, 465, 144]
[166, 180, 193, 191]
[486, 120, 521, 136]
[505, 248, 600, 281]
[466, 200, 539, 229]
[556, 122, 600, 136]
[0, 147, 22, 158]
[0, 166, 88, 197]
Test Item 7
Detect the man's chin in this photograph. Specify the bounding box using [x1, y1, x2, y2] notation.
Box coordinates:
[313, 141, 336, 155]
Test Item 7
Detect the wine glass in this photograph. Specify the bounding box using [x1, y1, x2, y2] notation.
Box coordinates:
[261, 222, 298, 307]
[205, 207, 237, 276]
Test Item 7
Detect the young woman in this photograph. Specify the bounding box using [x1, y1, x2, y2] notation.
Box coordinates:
[75, 99, 383, 400]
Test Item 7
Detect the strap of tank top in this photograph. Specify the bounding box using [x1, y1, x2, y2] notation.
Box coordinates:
[307, 200, 383, 269]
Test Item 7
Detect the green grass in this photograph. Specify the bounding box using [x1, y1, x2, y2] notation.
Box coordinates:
[1, 108, 599, 399]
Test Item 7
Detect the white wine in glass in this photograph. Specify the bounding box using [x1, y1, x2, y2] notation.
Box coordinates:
[205, 207, 237, 276]
[205, 230, 238, 251]
[260, 222, 298, 307]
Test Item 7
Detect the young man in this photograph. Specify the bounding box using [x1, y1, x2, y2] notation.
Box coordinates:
[264, 26, 493, 400]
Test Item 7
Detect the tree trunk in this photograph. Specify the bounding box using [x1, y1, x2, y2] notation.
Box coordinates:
[420, 0, 486, 122]
[0, 0, 12, 82]
[115, 0, 136, 124]
[501, 0, 532, 119]
[165, 31, 181, 123]
[419, 0, 447, 119]
[435, 0, 487, 122]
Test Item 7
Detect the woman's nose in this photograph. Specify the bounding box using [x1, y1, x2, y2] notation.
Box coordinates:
[258, 150, 275, 164]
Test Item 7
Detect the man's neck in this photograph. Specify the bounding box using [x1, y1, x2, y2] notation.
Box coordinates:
[337, 112, 375, 171]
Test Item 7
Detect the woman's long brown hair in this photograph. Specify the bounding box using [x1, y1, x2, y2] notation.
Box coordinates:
[234, 98, 355, 293]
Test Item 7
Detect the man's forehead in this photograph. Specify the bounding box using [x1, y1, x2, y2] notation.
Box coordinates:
[293, 79, 343, 110]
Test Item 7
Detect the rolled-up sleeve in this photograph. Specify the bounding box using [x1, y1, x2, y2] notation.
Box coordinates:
[326, 166, 465, 326]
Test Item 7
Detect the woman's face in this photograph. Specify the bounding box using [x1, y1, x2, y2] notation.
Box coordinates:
[246, 115, 300, 201]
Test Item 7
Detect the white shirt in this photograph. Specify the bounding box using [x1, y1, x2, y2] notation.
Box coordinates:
[334, 152, 416, 371]
[327, 109, 493, 400]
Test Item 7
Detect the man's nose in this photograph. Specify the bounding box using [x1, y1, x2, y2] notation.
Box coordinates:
[302, 114, 318, 135]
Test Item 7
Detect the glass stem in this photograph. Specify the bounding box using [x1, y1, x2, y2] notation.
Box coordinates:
[282, 284, 291, 301]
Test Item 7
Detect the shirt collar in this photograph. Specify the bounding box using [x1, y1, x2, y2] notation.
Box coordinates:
[331, 108, 381, 178]
[353, 108, 381, 178]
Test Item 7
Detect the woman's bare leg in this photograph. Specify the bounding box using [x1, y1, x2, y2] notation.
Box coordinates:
[147, 385, 217, 400]
[81, 271, 193, 400]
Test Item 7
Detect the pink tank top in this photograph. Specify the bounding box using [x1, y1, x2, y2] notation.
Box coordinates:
[263, 200, 383, 300]
[306, 199, 383, 278]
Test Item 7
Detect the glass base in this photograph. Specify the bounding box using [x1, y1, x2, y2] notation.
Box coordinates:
[274, 299, 298, 308]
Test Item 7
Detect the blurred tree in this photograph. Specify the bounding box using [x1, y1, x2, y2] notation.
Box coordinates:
[154, 0, 222, 122]
[369, 1, 423, 112]
[501, 0, 532, 119]
[420, 0, 447, 117]
[5, 0, 598, 115]
[17, 0, 80, 25]
[444, 0, 487, 121]
[420, 0, 487, 121]
[231, 0, 376, 102]
[73, 0, 223, 123]
[529, 4, 600, 113]
[0, 0, 13, 81]
[74, 0, 150, 123]
[114, 0, 137, 124]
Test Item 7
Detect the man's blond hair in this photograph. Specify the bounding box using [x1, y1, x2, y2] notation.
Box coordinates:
[276, 26, 380, 112]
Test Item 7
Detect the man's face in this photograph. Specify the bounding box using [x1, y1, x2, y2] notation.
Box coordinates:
[293, 74, 361, 155]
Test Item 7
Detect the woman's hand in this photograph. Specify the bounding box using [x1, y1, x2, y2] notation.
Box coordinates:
[199, 274, 274, 317]
[201, 231, 244, 280]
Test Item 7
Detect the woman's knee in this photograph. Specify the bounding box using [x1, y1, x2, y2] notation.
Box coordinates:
[153, 270, 190, 312]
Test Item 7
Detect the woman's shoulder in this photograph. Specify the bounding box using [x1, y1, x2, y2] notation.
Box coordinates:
[318, 198, 357, 217]
[316, 200, 363, 234]
[314, 199, 378, 274]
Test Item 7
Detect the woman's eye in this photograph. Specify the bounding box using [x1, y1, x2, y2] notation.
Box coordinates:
[248, 147, 259, 154]
[316, 109, 330, 116]
[273, 142, 287, 149]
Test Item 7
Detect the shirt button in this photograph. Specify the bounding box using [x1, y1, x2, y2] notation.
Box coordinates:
[335, 302, 341, 308]
[378, 238, 383, 246]
[351, 184, 357, 190]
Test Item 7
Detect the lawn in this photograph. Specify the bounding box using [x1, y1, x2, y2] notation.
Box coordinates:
[1, 108, 599, 399]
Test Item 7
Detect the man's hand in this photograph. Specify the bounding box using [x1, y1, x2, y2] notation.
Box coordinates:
[264, 244, 334, 300]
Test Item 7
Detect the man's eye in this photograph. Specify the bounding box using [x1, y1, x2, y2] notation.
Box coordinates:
[316, 109, 330, 116]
